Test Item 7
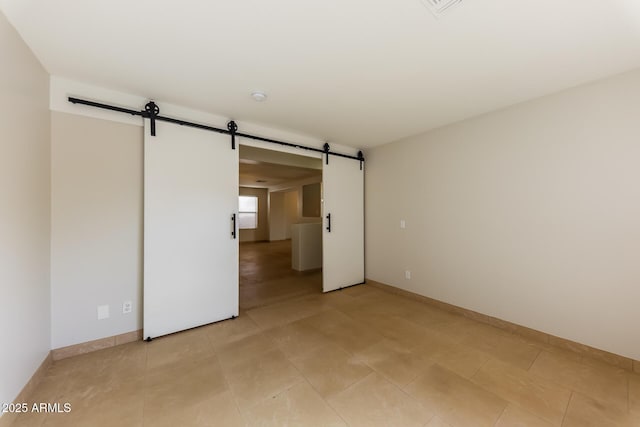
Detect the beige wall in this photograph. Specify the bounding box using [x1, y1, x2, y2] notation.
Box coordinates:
[269, 175, 322, 242]
[0, 12, 51, 408]
[51, 112, 143, 348]
[269, 190, 300, 241]
[302, 183, 321, 218]
[269, 175, 323, 228]
[365, 69, 640, 360]
[269, 191, 287, 241]
[284, 191, 299, 239]
[239, 187, 269, 242]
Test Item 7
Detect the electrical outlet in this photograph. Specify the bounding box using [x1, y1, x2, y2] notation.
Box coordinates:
[405, 270, 411, 279]
[97, 305, 110, 320]
[400, 219, 406, 229]
[122, 300, 132, 314]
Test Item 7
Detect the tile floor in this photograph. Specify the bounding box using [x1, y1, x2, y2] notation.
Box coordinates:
[239, 240, 321, 310]
[10, 284, 640, 426]
[9, 241, 640, 426]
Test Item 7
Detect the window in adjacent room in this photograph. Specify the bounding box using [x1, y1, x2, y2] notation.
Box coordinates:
[238, 195, 258, 229]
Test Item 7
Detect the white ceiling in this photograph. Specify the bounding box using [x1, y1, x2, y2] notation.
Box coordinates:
[239, 162, 321, 188]
[2, 1, 640, 148]
[239, 145, 321, 187]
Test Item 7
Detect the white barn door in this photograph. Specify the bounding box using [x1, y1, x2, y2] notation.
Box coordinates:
[143, 120, 238, 340]
[322, 155, 364, 292]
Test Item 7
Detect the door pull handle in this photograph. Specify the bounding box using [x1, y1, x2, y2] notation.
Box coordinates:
[231, 213, 237, 239]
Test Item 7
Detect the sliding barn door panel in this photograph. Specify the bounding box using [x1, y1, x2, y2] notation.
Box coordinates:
[322, 155, 364, 292]
[144, 120, 238, 339]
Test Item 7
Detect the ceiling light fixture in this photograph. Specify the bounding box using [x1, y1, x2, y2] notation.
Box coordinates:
[251, 91, 267, 102]
[420, 0, 463, 17]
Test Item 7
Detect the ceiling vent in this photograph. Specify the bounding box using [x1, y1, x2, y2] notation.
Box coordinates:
[420, 0, 463, 17]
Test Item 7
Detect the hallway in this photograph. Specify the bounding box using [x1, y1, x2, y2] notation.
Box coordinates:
[239, 240, 322, 310]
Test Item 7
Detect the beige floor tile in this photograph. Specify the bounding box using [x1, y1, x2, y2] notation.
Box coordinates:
[41, 381, 145, 427]
[241, 275, 320, 311]
[28, 352, 144, 426]
[471, 358, 571, 425]
[215, 332, 278, 369]
[328, 372, 433, 427]
[351, 313, 437, 351]
[318, 290, 360, 310]
[242, 381, 346, 427]
[42, 357, 82, 380]
[403, 329, 455, 360]
[305, 312, 385, 354]
[562, 392, 640, 427]
[61, 370, 146, 414]
[144, 356, 228, 415]
[349, 292, 424, 318]
[630, 373, 640, 415]
[322, 323, 386, 354]
[206, 314, 261, 349]
[494, 404, 555, 427]
[459, 324, 541, 370]
[289, 293, 338, 312]
[95, 389, 145, 427]
[145, 327, 216, 371]
[291, 343, 372, 397]
[223, 348, 303, 410]
[22, 373, 71, 405]
[419, 317, 481, 344]
[339, 284, 379, 298]
[356, 339, 434, 387]
[47, 343, 145, 382]
[405, 364, 507, 427]
[298, 308, 355, 330]
[424, 415, 453, 427]
[419, 340, 491, 379]
[42, 409, 121, 427]
[266, 320, 334, 359]
[534, 342, 585, 361]
[529, 350, 628, 411]
[72, 340, 148, 380]
[8, 410, 48, 427]
[349, 285, 390, 299]
[145, 390, 244, 427]
[405, 305, 463, 329]
[246, 294, 330, 330]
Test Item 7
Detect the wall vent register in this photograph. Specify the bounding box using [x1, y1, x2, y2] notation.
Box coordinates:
[420, 0, 463, 17]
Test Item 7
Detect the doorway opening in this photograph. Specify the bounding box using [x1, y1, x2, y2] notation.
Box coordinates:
[238, 145, 323, 310]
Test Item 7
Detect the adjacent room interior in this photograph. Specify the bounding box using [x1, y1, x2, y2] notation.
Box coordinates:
[2, 1, 640, 426]
[238, 145, 324, 309]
